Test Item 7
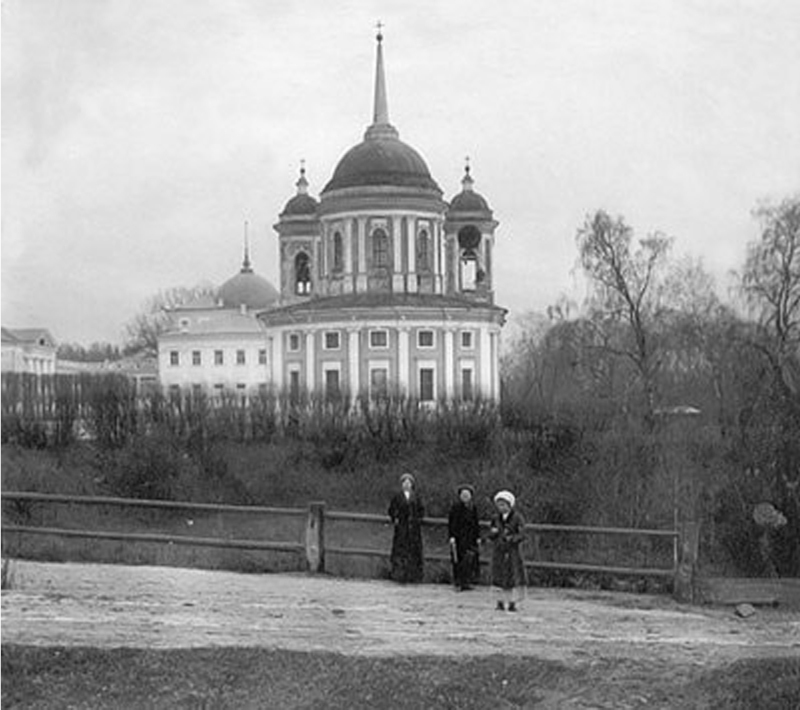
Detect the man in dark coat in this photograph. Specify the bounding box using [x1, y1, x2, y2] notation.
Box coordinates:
[448, 484, 481, 590]
[388, 473, 424, 583]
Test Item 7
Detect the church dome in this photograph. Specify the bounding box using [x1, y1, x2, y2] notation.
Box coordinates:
[324, 135, 439, 192]
[321, 31, 440, 196]
[280, 166, 319, 217]
[447, 164, 493, 216]
[219, 246, 279, 310]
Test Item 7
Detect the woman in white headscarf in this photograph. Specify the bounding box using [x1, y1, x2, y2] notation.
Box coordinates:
[488, 490, 527, 611]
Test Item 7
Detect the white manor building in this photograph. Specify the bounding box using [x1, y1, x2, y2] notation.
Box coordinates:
[158, 31, 506, 402]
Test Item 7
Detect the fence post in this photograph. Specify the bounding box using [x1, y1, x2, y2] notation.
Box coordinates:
[305, 501, 326, 573]
[674, 521, 699, 604]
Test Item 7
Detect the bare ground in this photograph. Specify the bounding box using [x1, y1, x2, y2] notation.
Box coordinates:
[3, 560, 798, 662]
[2, 561, 799, 708]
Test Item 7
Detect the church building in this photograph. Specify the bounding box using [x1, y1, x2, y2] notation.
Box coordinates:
[158, 30, 506, 402]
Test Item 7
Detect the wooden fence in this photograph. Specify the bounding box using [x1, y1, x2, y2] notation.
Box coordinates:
[1, 491, 695, 601]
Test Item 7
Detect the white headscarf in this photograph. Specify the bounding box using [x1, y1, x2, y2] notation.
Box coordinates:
[494, 490, 515, 508]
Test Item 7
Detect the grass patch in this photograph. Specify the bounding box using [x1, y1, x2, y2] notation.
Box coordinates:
[2, 646, 798, 710]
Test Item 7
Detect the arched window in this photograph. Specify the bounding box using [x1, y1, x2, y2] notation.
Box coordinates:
[332, 232, 343, 273]
[416, 230, 429, 272]
[458, 225, 482, 291]
[372, 228, 389, 268]
[295, 252, 311, 295]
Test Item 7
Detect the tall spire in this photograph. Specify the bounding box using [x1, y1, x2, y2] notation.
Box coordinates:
[241, 221, 253, 273]
[365, 22, 399, 140]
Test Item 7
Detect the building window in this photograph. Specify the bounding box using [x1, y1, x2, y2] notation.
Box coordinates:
[369, 330, 388, 349]
[461, 331, 474, 349]
[370, 366, 388, 399]
[169, 351, 179, 366]
[288, 333, 301, 352]
[236, 350, 246, 365]
[372, 228, 389, 268]
[417, 330, 435, 348]
[333, 232, 343, 272]
[324, 368, 340, 400]
[192, 351, 201, 366]
[289, 368, 301, 403]
[295, 252, 312, 295]
[258, 349, 267, 365]
[324, 331, 340, 350]
[416, 229, 430, 272]
[214, 350, 224, 366]
[461, 367, 474, 401]
[192, 384, 203, 396]
[419, 367, 435, 402]
[236, 383, 246, 391]
[169, 384, 181, 396]
[213, 383, 224, 392]
[179, 318, 190, 332]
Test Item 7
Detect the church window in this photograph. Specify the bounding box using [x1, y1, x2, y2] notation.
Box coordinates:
[289, 367, 301, 403]
[419, 367, 435, 402]
[324, 331, 340, 350]
[333, 232, 344, 272]
[236, 350, 246, 365]
[295, 252, 312, 295]
[214, 350, 224, 365]
[461, 331, 474, 349]
[288, 333, 300, 352]
[258, 349, 267, 365]
[416, 230, 430, 271]
[461, 367, 474, 401]
[370, 365, 388, 399]
[417, 330, 435, 348]
[372, 228, 389, 268]
[169, 351, 179, 367]
[369, 330, 388, 349]
[324, 368, 341, 401]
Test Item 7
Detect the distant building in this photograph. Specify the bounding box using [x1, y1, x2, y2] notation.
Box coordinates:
[1, 327, 57, 374]
[158, 30, 506, 402]
[158, 248, 278, 395]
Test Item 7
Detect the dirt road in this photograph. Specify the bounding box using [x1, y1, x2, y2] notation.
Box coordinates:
[2, 560, 798, 669]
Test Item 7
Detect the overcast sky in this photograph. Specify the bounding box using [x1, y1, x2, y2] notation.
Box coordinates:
[3, 0, 799, 345]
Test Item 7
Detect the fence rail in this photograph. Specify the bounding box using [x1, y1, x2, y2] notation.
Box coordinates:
[1, 491, 690, 598]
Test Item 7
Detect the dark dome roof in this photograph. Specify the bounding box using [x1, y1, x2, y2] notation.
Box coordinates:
[447, 166, 493, 216]
[219, 270, 279, 310]
[450, 190, 490, 212]
[281, 193, 318, 217]
[323, 135, 440, 193]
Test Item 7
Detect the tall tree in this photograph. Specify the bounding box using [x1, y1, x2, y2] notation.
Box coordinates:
[576, 210, 673, 425]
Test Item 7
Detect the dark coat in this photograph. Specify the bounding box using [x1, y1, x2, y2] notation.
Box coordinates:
[388, 492, 425, 583]
[488, 508, 527, 589]
[448, 501, 481, 586]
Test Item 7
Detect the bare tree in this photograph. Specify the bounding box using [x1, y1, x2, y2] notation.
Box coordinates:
[576, 210, 673, 425]
[123, 283, 218, 356]
[740, 195, 800, 401]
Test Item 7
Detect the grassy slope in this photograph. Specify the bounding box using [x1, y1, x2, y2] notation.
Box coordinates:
[2, 647, 799, 710]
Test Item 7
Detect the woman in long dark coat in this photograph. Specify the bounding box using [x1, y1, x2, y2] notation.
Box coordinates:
[488, 490, 527, 611]
[448, 484, 481, 590]
[388, 473, 424, 583]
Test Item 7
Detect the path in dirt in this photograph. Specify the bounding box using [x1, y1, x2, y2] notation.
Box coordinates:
[2, 561, 798, 669]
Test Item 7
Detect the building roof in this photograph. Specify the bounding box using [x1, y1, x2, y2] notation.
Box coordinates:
[447, 165, 493, 217]
[322, 32, 440, 196]
[280, 166, 319, 217]
[218, 245, 279, 310]
[1, 327, 56, 347]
